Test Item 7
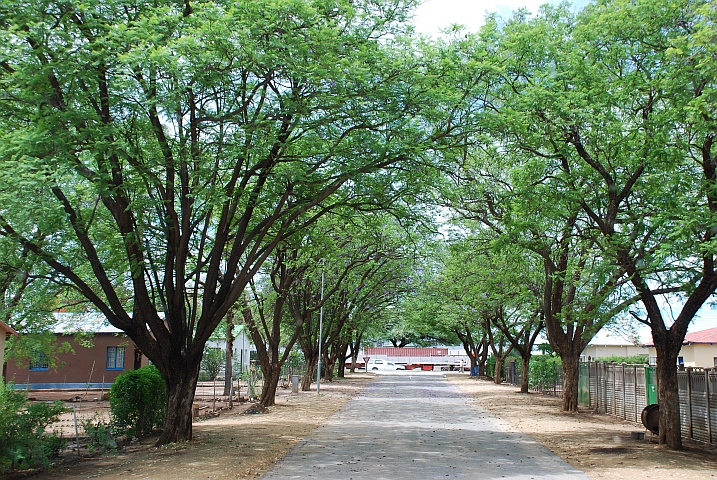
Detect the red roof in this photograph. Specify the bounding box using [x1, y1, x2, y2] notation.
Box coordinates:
[683, 327, 717, 345]
[643, 327, 717, 347]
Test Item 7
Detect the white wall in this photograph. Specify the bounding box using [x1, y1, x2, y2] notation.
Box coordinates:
[206, 330, 252, 376]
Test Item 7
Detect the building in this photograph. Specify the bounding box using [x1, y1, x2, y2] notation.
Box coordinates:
[1, 319, 19, 377]
[644, 327, 717, 368]
[205, 324, 252, 376]
[580, 333, 646, 362]
[4, 313, 148, 389]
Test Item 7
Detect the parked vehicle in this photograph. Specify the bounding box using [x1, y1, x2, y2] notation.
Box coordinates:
[367, 359, 406, 371]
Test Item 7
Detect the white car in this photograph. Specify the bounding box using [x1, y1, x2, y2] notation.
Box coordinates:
[367, 359, 406, 371]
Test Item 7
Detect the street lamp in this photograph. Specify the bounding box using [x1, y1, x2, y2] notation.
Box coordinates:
[316, 270, 324, 395]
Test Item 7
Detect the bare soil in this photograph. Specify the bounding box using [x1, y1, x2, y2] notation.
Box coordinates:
[449, 375, 717, 480]
[15, 373, 717, 480]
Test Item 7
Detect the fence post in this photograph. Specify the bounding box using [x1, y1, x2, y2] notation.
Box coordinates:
[601, 362, 607, 414]
[622, 363, 627, 421]
[633, 365, 638, 423]
[706, 369, 712, 445]
[686, 367, 693, 441]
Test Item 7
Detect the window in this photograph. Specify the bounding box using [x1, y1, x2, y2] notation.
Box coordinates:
[29, 353, 49, 371]
[649, 356, 657, 365]
[677, 356, 684, 366]
[106, 346, 125, 370]
[714, 357, 717, 367]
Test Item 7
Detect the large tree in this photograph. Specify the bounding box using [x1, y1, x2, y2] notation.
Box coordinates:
[474, 0, 717, 448]
[0, 0, 446, 444]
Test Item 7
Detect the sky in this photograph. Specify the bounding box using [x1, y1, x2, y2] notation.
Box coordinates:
[412, 0, 591, 37]
[410, 0, 717, 340]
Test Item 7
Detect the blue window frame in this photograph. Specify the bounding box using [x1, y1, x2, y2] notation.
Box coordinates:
[29, 353, 49, 371]
[106, 346, 125, 370]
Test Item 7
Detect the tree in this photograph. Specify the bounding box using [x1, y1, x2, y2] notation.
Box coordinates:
[469, 0, 717, 448]
[443, 6, 643, 412]
[0, 0, 448, 444]
[200, 347, 223, 381]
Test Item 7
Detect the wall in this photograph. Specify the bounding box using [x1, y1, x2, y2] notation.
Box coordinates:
[5, 333, 148, 389]
[647, 344, 717, 368]
[581, 345, 646, 361]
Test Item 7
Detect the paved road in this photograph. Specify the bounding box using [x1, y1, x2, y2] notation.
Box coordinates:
[261, 373, 591, 479]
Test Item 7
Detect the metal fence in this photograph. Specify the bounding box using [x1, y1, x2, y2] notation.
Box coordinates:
[578, 363, 717, 446]
[504, 360, 717, 446]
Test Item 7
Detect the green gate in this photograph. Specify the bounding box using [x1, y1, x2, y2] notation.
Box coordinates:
[578, 363, 590, 406]
[646, 365, 657, 404]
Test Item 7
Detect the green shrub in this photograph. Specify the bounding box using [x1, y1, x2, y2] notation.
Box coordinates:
[82, 414, 117, 455]
[0, 381, 67, 474]
[110, 365, 166, 437]
[529, 354, 562, 390]
[598, 355, 648, 364]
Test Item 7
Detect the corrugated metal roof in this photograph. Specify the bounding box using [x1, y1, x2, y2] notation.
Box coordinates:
[52, 312, 124, 334]
[364, 347, 449, 356]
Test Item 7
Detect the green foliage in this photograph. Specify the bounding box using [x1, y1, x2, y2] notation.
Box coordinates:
[528, 355, 563, 390]
[109, 366, 166, 438]
[596, 355, 648, 365]
[82, 414, 117, 455]
[0, 382, 67, 474]
[6, 330, 74, 372]
[200, 347, 224, 381]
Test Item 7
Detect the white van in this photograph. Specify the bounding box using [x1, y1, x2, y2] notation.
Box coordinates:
[367, 359, 406, 371]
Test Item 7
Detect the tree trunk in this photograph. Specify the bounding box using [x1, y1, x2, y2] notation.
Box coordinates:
[133, 345, 143, 370]
[520, 354, 530, 393]
[155, 362, 200, 445]
[494, 357, 503, 384]
[654, 340, 682, 449]
[223, 316, 235, 396]
[324, 360, 335, 382]
[302, 361, 316, 391]
[260, 363, 281, 407]
[561, 355, 579, 412]
[337, 346, 348, 378]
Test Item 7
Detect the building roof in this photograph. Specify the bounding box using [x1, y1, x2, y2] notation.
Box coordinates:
[683, 327, 717, 345]
[643, 326, 717, 347]
[0, 319, 18, 336]
[52, 312, 124, 334]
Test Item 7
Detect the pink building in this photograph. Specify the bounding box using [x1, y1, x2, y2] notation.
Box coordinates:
[4, 313, 148, 389]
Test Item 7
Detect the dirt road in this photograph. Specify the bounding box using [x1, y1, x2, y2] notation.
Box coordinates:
[21, 373, 717, 479]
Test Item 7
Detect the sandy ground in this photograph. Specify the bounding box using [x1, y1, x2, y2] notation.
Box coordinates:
[25, 375, 374, 480]
[449, 375, 717, 480]
[14, 373, 717, 479]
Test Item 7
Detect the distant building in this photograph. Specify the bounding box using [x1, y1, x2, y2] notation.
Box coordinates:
[205, 324, 252, 376]
[643, 327, 717, 368]
[580, 334, 645, 362]
[4, 313, 148, 389]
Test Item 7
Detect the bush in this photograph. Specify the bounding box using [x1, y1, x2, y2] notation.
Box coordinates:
[598, 355, 648, 364]
[82, 415, 117, 455]
[529, 354, 562, 390]
[110, 365, 166, 437]
[0, 381, 66, 474]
